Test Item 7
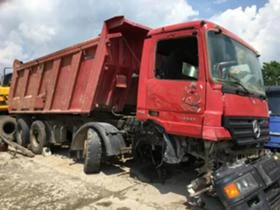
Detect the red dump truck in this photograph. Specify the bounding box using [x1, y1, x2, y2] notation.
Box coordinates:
[9, 16, 280, 209]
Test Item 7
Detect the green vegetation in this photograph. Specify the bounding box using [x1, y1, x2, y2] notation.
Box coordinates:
[262, 61, 280, 86]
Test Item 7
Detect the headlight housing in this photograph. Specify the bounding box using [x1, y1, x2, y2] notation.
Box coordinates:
[224, 173, 259, 199]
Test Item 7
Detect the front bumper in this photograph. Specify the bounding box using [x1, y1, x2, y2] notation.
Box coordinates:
[215, 153, 280, 210]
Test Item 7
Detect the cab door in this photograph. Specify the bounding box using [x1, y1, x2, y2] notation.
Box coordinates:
[138, 29, 206, 137]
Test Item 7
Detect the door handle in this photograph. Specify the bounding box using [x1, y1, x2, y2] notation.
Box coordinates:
[148, 110, 159, 117]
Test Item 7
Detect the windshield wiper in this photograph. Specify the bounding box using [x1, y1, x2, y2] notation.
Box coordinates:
[217, 78, 267, 99]
[229, 76, 251, 95]
[216, 78, 251, 96]
[230, 75, 267, 99]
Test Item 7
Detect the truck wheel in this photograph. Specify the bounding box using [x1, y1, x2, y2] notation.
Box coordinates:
[0, 116, 16, 141]
[16, 118, 30, 147]
[83, 128, 102, 174]
[30, 120, 47, 154]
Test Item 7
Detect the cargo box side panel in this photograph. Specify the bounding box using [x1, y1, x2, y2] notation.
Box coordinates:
[13, 70, 25, 98]
[70, 46, 97, 111]
[9, 41, 100, 114]
[37, 62, 53, 110]
[81, 16, 150, 113]
[93, 34, 145, 112]
[9, 16, 150, 115]
[25, 65, 40, 110]
[10, 64, 36, 111]
[51, 55, 72, 110]
[92, 19, 149, 112]
[10, 69, 26, 110]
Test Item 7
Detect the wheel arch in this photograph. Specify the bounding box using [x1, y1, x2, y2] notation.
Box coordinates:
[71, 122, 125, 157]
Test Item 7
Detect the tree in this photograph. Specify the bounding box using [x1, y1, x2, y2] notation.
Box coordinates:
[262, 61, 280, 86]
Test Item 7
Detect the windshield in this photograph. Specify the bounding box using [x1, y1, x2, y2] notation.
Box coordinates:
[1, 73, 12, 86]
[267, 91, 280, 115]
[207, 31, 265, 96]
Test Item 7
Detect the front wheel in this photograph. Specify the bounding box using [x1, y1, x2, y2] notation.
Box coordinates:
[83, 128, 102, 174]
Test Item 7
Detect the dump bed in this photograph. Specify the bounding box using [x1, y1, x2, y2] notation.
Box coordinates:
[9, 16, 149, 114]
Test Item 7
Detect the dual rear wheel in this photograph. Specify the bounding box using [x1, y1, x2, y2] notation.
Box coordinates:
[29, 120, 47, 154]
[16, 119, 47, 154]
[15, 119, 102, 174]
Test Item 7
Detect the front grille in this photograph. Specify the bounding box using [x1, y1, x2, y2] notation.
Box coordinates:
[265, 183, 280, 210]
[223, 117, 269, 145]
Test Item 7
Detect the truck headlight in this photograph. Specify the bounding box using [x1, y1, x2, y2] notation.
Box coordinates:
[224, 173, 259, 199]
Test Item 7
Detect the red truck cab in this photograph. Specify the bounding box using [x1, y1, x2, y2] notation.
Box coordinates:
[135, 20, 279, 209]
[137, 20, 268, 142]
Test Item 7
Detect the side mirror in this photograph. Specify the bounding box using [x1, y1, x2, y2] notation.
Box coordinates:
[217, 61, 237, 79]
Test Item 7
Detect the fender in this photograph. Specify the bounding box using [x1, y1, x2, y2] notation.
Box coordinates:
[143, 120, 184, 164]
[71, 122, 125, 156]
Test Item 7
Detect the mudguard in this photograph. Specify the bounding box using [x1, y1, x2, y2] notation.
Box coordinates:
[71, 122, 125, 156]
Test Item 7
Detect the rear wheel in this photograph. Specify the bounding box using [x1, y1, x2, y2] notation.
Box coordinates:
[30, 120, 47, 154]
[16, 118, 30, 147]
[83, 128, 102, 174]
[0, 116, 16, 141]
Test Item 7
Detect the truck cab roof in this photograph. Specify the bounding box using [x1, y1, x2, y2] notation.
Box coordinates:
[149, 19, 258, 54]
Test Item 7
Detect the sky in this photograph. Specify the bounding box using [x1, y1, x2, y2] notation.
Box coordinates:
[0, 0, 279, 70]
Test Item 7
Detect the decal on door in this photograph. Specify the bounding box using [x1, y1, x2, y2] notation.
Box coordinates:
[181, 82, 201, 112]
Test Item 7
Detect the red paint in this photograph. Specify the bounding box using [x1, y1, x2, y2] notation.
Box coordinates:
[9, 16, 150, 113]
[136, 20, 267, 141]
[9, 17, 268, 141]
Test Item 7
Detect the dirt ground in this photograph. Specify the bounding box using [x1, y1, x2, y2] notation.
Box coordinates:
[0, 148, 193, 210]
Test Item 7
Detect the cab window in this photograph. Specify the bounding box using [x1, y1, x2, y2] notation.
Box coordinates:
[155, 36, 198, 80]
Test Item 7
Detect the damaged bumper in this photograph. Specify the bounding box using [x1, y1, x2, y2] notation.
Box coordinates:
[215, 153, 280, 210]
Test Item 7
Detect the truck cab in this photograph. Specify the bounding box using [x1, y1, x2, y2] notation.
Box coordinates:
[137, 20, 268, 157]
[138, 20, 268, 142]
[136, 20, 277, 209]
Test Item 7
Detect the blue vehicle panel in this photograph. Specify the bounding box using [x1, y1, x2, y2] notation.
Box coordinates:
[266, 86, 280, 148]
[266, 116, 280, 148]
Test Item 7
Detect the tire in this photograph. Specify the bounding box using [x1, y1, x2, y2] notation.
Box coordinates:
[133, 134, 163, 165]
[30, 120, 47, 154]
[16, 118, 30, 147]
[84, 128, 102, 174]
[0, 116, 16, 141]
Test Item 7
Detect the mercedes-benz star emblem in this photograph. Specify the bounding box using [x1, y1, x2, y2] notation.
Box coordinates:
[252, 120, 261, 139]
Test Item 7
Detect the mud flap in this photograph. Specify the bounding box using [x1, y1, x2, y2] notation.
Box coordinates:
[214, 153, 280, 210]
